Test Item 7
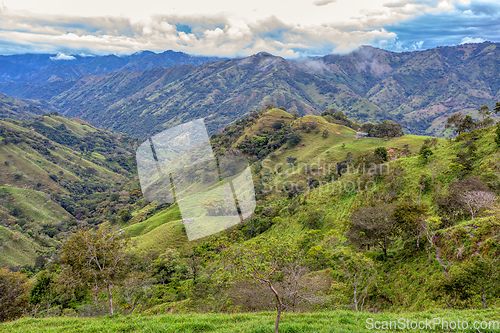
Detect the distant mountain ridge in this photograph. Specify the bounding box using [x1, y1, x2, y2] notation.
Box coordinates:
[0, 42, 498, 138]
[0, 50, 223, 83]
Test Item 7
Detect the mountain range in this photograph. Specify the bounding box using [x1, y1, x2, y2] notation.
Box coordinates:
[0, 42, 499, 138]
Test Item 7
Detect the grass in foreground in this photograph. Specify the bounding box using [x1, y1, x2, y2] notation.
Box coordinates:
[1, 309, 499, 333]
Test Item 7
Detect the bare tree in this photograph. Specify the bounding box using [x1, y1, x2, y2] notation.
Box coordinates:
[461, 191, 496, 219]
[222, 237, 309, 333]
[334, 250, 377, 312]
[347, 204, 396, 258]
[118, 271, 153, 314]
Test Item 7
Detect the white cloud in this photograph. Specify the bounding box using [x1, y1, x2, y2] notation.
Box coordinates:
[49, 53, 76, 60]
[460, 37, 486, 44]
[0, 1, 491, 57]
[313, 0, 336, 7]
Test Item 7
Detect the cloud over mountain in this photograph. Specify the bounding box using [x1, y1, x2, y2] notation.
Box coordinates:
[0, 1, 498, 56]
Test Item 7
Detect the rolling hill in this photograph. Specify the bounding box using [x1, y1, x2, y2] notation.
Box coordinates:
[0, 112, 139, 268]
[119, 107, 500, 314]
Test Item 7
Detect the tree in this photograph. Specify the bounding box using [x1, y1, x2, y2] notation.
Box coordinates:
[370, 120, 403, 138]
[460, 191, 496, 219]
[374, 147, 388, 162]
[117, 271, 153, 314]
[0, 269, 30, 322]
[477, 105, 494, 128]
[30, 270, 56, 317]
[347, 204, 396, 258]
[152, 248, 183, 284]
[419, 145, 433, 164]
[466, 255, 499, 309]
[58, 227, 130, 317]
[436, 255, 499, 309]
[494, 101, 500, 114]
[322, 110, 359, 129]
[286, 156, 297, 165]
[322, 130, 329, 139]
[478, 105, 491, 121]
[392, 202, 428, 247]
[272, 121, 283, 130]
[332, 250, 377, 312]
[117, 208, 132, 223]
[445, 113, 476, 135]
[403, 144, 410, 157]
[286, 131, 302, 146]
[437, 177, 490, 225]
[222, 237, 310, 333]
[495, 122, 500, 148]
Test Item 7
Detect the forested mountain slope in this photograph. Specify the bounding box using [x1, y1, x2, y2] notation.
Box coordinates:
[0, 43, 498, 138]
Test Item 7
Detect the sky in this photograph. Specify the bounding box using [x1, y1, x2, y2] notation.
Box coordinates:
[0, 0, 499, 57]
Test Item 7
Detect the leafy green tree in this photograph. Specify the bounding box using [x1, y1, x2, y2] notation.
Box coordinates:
[452, 142, 478, 176]
[419, 145, 433, 164]
[392, 202, 428, 247]
[370, 120, 403, 138]
[30, 270, 57, 317]
[117, 208, 132, 223]
[286, 131, 302, 146]
[58, 227, 130, 317]
[360, 123, 375, 134]
[272, 121, 283, 130]
[322, 130, 329, 139]
[152, 249, 184, 284]
[478, 105, 491, 120]
[322, 110, 359, 129]
[436, 256, 499, 309]
[374, 147, 388, 162]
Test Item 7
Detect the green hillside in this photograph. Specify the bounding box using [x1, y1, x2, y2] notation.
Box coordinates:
[116, 107, 500, 316]
[0, 93, 46, 120]
[0, 186, 74, 225]
[124, 204, 186, 256]
[0, 113, 139, 268]
[1, 106, 500, 330]
[0, 225, 40, 267]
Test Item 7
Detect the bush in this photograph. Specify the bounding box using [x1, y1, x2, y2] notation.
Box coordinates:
[286, 131, 302, 146]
